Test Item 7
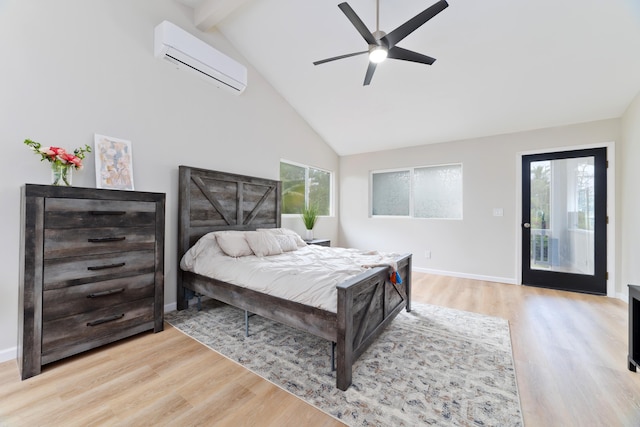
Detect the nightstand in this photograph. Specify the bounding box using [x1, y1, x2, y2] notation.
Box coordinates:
[305, 238, 330, 247]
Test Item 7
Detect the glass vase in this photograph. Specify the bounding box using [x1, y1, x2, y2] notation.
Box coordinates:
[305, 229, 314, 241]
[51, 162, 73, 186]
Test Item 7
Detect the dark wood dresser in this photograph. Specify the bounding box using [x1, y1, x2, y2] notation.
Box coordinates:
[19, 184, 165, 380]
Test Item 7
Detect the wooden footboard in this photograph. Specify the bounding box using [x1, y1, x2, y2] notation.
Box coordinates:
[178, 252, 411, 391]
[336, 253, 412, 390]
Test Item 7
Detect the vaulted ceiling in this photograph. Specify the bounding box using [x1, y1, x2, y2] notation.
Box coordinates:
[177, 0, 640, 156]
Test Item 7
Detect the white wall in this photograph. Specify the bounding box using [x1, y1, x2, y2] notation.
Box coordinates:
[620, 92, 640, 298]
[2, 0, 637, 364]
[0, 0, 338, 360]
[340, 119, 620, 285]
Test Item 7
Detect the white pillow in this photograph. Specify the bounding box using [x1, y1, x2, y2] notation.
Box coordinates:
[273, 234, 298, 252]
[258, 228, 307, 248]
[215, 231, 253, 257]
[180, 232, 224, 270]
[245, 231, 283, 257]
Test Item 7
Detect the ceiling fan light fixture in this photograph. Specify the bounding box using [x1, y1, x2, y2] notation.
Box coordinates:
[369, 45, 388, 63]
[313, 0, 449, 85]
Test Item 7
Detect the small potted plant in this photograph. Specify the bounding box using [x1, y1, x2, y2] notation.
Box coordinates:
[301, 204, 318, 241]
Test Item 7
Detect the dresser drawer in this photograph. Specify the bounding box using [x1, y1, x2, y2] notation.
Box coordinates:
[45, 198, 156, 229]
[43, 250, 155, 290]
[41, 298, 155, 364]
[44, 226, 155, 259]
[43, 273, 156, 321]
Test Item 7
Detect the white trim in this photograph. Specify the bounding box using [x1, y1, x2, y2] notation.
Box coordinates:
[164, 297, 204, 313]
[0, 346, 17, 364]
[280, 159, 334, 216]
[369, 168, 411, 218]
[412, 266, 517, 285]
[0, 303, 185, 365]
[619, 291, 629, 304]
[370, 163, 463, 219]
[280, 158, 331, 174]
[515, 141, 616, 298]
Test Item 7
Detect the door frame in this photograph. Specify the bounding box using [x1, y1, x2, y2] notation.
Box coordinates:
[515, 141, 616, 297]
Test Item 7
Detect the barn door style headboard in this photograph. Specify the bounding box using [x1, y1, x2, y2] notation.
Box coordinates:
[178, 165, 282, 252]
[177, 166, 282, 304]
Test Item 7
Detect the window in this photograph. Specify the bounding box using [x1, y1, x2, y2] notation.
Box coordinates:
[371, 163, 462, 219]
[371, 170, 410, 216]
[280, 161, 332, 215]
[413, 164, 463, 219]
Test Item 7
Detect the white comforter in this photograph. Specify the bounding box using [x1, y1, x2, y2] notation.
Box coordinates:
[181, 240, 399, 313]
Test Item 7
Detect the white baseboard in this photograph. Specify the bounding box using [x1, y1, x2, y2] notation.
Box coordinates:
[412, 267, 630, 303]
[0, 346, 17, 364]
[618, 292, 629, 304]
[0, 302, 190, 365]
[0, 300, 195, 363]
[164, 296, 202, 313]
[2, 276, 623, 363]
[411, 267, 518, 285]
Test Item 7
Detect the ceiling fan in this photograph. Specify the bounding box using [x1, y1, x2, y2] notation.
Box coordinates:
[313, 0, 449, 86]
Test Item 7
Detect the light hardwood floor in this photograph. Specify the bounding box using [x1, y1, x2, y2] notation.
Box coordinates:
[1, 273, 640, 426]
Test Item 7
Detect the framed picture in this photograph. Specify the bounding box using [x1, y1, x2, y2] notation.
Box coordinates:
[94, 134, 135, 190]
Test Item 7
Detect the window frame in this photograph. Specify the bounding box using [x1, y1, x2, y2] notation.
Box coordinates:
[280, 159, 334, 217]
[370, 162, 463, 220]
[369, 167, 413, 219]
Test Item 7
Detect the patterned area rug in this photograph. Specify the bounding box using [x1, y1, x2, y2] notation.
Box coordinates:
[165, 300, 523, 426]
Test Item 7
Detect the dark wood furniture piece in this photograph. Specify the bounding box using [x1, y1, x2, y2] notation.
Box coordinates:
[177, 166, 412, 390]
[305, 238, 330, 247]
[19, 184, 165, 380]
[629, 284, 640, 372]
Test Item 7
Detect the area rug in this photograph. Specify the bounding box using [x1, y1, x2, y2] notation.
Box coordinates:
[165, 300, 523, 426]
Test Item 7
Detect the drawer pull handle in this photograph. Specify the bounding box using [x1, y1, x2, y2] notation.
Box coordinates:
[86, 313, 125, 327]
[90, 211, 126, 216]
[88, 237, 126, 243]
[87, 288, 125, 298]
[88, 262, 126, 271]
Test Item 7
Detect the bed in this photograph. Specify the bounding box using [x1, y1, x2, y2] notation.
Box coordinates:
[176, 166, 412, 390]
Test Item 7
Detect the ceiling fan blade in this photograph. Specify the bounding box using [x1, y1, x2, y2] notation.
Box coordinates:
[363, 62, 377, 86]
[387, 46, 436, 65]
[382, 0, 448, 48]
[338, 2, 378, 46]
[313, 50, 368, 66]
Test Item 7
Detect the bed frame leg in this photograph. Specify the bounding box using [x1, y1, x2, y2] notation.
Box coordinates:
[331, 342, 336, 371]
[245, 310, 249, 337]
[244, 311, 256, 337]
[195, 293, 202, 311]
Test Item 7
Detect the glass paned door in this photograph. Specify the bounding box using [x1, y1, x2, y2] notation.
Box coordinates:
[522, 148, 607, 294]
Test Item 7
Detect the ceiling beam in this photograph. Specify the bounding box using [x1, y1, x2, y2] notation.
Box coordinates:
[193, 0, 252, 31]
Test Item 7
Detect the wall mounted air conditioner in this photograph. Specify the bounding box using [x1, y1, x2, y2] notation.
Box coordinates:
[154, 20, 247, 94]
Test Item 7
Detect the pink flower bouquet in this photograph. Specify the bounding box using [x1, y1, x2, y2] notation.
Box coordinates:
[24, 139, 91, 170]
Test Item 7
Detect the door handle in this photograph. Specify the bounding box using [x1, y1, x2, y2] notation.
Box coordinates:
[523, 223, 531, 229]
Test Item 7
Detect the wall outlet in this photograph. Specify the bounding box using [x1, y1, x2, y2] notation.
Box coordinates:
[425, 250, 431, 259]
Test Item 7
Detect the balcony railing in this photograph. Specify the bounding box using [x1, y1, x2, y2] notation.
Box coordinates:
[531, 228, 551, 265]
